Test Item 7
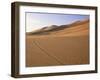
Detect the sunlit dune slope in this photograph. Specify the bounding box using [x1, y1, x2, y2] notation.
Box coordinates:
[27, 19, 89, 36]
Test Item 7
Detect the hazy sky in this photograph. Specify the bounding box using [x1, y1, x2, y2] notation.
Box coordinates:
[26, 12, 89, 32]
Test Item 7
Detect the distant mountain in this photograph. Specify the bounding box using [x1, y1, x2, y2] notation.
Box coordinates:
[26, 19, 89, 36]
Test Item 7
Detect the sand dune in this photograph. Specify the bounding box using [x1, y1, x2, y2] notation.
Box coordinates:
[27, 19, 89, 36]
[26, 19, 89, 67]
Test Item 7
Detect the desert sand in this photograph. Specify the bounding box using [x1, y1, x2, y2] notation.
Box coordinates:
[26, 19, 89, 67]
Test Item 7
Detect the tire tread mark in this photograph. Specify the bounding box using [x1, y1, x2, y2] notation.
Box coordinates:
[33, 40, 65, 65]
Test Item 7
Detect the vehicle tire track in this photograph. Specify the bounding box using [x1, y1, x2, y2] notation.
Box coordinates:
[33, 40, 65, 65]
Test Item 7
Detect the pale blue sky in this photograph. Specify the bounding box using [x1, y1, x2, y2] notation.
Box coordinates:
[26, 12, 89, 32]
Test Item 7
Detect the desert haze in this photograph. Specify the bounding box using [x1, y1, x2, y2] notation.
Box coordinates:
[26, 19, 89, 67]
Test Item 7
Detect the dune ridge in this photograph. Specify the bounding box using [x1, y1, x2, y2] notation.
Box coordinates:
[27, 19, 89, 36]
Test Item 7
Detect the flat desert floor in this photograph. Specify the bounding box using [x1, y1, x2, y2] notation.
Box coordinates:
[26, 19, 89, 67]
